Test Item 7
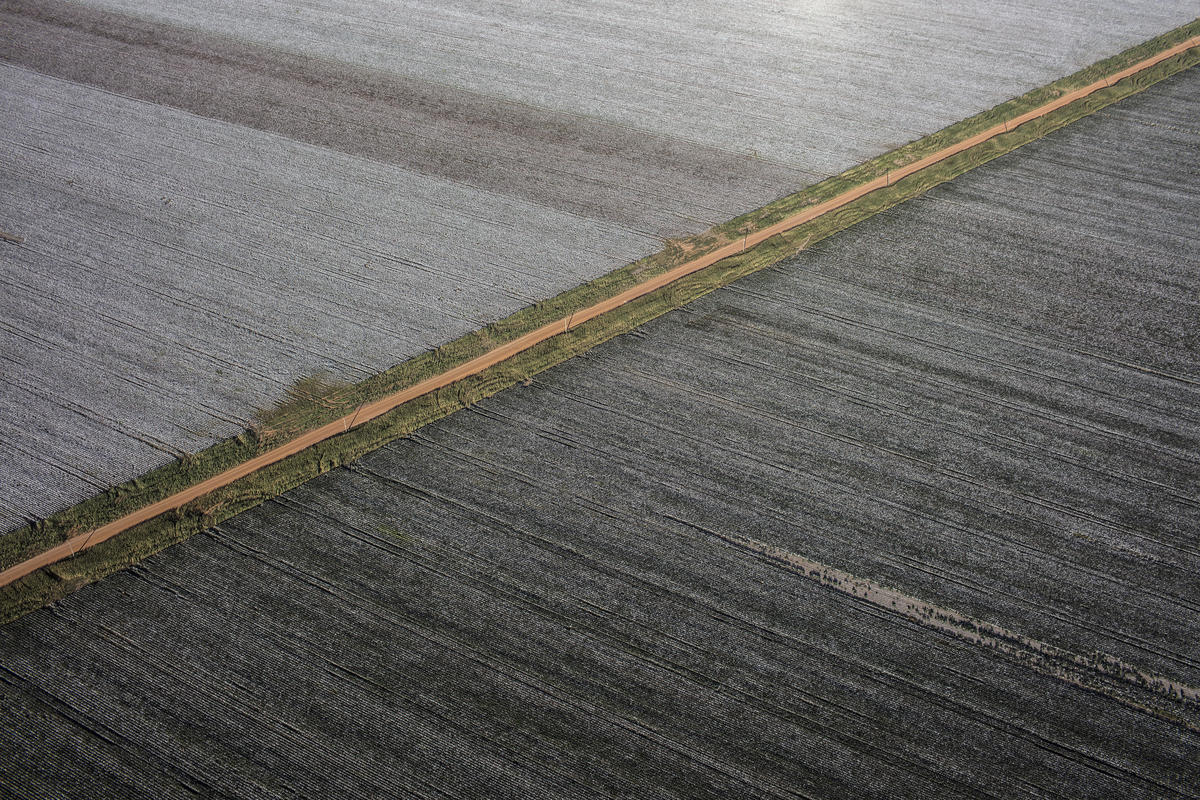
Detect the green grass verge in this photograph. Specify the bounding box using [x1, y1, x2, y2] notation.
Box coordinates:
[2, 21, 1197, 623]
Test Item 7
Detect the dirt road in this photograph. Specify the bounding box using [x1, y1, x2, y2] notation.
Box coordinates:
[2, 34, 1197, 590]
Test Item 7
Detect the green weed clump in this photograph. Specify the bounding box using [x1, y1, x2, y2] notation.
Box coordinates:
[252, 371, 355, 441]
[2, 22, 1198, 624]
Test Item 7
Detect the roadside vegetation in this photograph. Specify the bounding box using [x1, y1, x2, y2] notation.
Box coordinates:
[2, 20, 1197, 623]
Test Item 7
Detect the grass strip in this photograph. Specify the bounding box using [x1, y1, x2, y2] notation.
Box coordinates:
[2, 21, 1198, 623]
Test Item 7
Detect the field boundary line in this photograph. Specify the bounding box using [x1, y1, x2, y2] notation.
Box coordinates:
[2, 29, 1199, 604]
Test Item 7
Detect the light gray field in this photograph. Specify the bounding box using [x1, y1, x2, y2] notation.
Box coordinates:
[0, 60, 1196, 799]
[71, 0, 1200, 169]
[0, 63, 660, 528]
[0, 0, 1196, 531]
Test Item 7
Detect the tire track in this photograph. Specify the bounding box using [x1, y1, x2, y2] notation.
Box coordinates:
[676, 517, 1200, 731]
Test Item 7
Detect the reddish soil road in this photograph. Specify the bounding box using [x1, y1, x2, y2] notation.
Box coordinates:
[3, 34, 1197, 590]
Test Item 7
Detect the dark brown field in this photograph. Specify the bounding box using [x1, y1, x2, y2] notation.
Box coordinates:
[1, 60, 1197, 798]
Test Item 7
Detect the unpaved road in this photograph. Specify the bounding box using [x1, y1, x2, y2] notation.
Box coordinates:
[3, 34, 1197, 591]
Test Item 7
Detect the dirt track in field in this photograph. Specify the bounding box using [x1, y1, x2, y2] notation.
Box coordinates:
[2, 34, 1198, 591]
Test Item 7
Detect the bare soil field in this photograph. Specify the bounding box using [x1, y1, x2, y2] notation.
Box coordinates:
[0, 63, 1196, 798]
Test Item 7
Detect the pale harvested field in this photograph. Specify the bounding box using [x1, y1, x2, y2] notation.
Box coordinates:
[59, 0, 1200, 169]
[0, 63, 1196, 799]
[0, 63, 662, 527]
[1, 0, 1196, 531]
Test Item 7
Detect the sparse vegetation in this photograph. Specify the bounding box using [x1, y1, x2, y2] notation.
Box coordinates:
[252, 371, 356, 443]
